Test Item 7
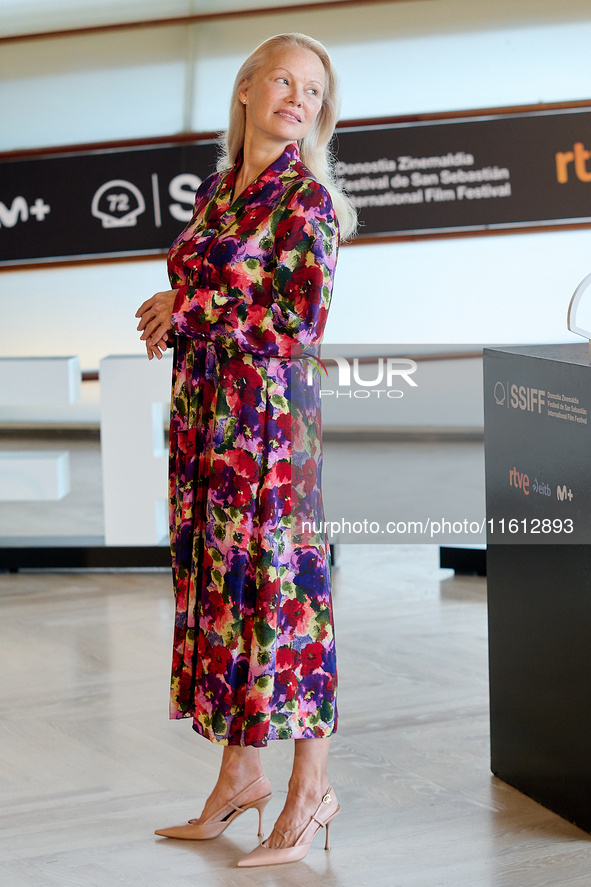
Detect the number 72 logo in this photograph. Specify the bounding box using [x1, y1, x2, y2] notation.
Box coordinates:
[91, 179, 146, 228]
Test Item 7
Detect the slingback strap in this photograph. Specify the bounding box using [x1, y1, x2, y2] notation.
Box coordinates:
[188, 774, 269, 824]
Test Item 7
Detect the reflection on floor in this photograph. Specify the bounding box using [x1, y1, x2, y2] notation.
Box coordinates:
[2, 545, 590, 887]
[322, 439, 485, 544]
[0, 435, 104, 537]
[0, 435, 485, 544]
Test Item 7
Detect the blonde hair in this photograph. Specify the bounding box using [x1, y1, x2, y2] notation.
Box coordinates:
[217, 32, 357, 240]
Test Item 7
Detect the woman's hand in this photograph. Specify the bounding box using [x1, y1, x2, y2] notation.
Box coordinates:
[136, 289, 177, 360]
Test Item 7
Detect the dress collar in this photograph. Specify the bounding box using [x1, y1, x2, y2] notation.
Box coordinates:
[234, 141, 299, 175]
[222, 142, 300, 205]
[260, 141, 301, 177]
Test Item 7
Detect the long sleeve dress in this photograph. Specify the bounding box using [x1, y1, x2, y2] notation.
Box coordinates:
[166, 141, 339, 747]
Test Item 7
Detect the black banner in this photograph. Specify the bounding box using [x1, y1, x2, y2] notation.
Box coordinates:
[2, 105, 591, 265]
[0, 141, 219, 266]
[336, 107, 591, 237]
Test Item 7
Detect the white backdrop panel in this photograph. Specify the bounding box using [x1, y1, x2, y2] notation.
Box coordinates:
[0, 27, 187, 151]
[190, 11, 591, 132]
[99, 354, 171, 546]
[2, 228, 588, 386]
[0, 356, 80, 404]
[323, 229, 591, 345]
[0, 261, 169, 370]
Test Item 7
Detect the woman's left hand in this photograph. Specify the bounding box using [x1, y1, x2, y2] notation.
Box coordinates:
[136, 289, 177, 360]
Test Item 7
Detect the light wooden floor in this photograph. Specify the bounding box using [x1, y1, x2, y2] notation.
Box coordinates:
[2, 546, 591, 887]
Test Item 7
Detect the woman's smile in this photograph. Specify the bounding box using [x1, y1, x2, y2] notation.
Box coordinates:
[275, 109, 302, 123]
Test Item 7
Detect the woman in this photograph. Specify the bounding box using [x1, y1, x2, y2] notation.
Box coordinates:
[136, 32, 356, 867]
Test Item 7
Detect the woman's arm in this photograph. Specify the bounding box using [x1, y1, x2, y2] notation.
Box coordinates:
[169, 180, 339, 357]
[135, 171, 224, 358]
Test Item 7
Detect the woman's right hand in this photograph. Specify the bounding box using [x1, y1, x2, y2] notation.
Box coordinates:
[136, 289, 178, 360]
[145, 333, 171, 361]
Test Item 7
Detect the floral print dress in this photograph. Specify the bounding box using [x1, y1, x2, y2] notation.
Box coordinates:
[167, 142, 339, 747]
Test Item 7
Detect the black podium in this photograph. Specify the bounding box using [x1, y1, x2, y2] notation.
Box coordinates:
[484, 344, 591, 832]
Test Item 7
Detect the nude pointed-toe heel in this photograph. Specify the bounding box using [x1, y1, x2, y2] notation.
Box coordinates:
[236, 786, 340, 867]
[155, 775, 272, 840]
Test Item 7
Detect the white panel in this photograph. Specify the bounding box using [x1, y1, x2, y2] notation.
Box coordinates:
[3, 0, 591, 39]
[0, 28, 187, 150]
[0, 451, 70, 500]
[0, 356, 81, 405]
[191, 14, 591, 131]
[99, 354, 171, 545]
[0, 0, 191, 36]
[319, 358, 484, 428]
[3, 2, 591, 150]
[322, 228, 591, 345]
[1, 228, 590, 419]
[0, 0, 356, 37]
[333, 23, 591, 119]
[0, 379, 100, 426]
[0, 260, 170, 371]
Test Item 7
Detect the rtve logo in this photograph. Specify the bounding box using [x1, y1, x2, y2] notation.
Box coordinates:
[509, 466, 530, 495]
[555, 142, 591, 184]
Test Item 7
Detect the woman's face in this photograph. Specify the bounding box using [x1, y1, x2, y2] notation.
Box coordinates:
[239, 45, 326, 148]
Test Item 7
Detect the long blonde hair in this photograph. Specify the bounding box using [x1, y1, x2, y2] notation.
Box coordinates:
[217, 32, 357, 240]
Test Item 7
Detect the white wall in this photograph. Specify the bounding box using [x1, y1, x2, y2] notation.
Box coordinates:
[1, 0, 591, 381]
[0, 27, 188, 147]
[0, 0, 350, 39]
[324, 229, 591, 345]
[5, 1, 591, 152]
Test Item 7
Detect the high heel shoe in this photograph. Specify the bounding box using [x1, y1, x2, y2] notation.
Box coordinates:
[236, 786, 340, 867]
[154, 775, 272, 840]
